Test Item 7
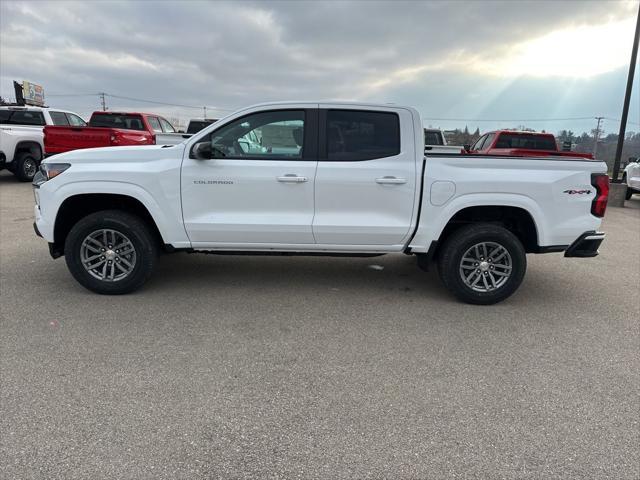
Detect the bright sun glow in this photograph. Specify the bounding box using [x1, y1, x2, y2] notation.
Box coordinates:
[475, 18, 636, 78]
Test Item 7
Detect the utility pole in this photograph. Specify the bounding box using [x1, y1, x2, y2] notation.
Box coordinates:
[612, 3, 640, 182]
[100, 92, 107, 111]
[593, 116, 604, 158]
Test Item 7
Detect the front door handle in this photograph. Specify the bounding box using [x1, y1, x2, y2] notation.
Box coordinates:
[376, 176, 407, 185]
[277, 174, 308, 183]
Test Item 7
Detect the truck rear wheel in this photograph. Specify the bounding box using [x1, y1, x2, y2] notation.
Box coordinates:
[64, 210, 157, 294]
[437, 223, 526, 305]
[14, 151, 39, 182]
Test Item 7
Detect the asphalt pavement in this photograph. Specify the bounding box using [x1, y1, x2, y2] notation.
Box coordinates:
[1, 170, 639, 479]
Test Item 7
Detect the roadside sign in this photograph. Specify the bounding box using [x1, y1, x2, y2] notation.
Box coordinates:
[22, 81, 45, 106]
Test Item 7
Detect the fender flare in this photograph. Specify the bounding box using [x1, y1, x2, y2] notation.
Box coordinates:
[51, 181, 176, 244]
[417, 193, 547, 249]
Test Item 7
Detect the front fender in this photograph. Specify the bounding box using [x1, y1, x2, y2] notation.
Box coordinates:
[38, 180, 191, 247]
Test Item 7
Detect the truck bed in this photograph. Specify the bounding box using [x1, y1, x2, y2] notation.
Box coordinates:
[44, 126, 154, 155]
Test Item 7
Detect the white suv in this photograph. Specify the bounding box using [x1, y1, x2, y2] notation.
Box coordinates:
[0, 106, 85, 181]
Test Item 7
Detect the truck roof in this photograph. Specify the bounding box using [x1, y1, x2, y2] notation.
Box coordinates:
[489, 130, 555, 136]
[90, 111, 157, 116]
[243, 101, 414, 110]
[0, 105, 79, 114]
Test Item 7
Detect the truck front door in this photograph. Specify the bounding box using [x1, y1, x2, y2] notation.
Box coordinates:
[181, 108, 318, 247]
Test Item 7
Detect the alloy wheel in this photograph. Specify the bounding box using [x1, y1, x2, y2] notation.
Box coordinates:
[80, 229, 137, 282]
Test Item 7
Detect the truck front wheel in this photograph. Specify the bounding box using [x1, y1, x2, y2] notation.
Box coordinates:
[64, 210, 158, 294]
[437, 223, 526, 305]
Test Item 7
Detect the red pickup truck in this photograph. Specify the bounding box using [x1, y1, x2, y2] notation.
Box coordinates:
[44, 111, 178, 156]
[467, 130, 593, 159]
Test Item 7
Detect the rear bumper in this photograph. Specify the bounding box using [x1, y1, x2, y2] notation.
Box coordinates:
[564, 231, 605, 258]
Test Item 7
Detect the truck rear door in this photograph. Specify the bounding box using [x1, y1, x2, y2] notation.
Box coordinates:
[312, 106, 417, 246]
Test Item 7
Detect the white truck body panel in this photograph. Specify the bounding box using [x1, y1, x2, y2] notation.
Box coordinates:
[154, 132, 192, 146]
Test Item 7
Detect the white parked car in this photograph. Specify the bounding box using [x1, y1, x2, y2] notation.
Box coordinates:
[33, 102, 609, 304]
[623, 158, 639, 200]
[0, 106, 85, 181]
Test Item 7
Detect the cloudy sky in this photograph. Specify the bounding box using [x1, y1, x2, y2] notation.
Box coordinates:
[1, 0, 638, 134]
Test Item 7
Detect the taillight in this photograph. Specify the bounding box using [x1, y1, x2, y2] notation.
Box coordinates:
[591, 173, 609, 217]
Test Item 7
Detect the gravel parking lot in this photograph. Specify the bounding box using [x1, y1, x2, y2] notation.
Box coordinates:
[1, 170, 639, 479]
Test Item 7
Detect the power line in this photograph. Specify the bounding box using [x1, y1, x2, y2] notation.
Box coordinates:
[47, 93, 101, 97]
[46, 91, 233, 112]
[421, 116, 595, 123]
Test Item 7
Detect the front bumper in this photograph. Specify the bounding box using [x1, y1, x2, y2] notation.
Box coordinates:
[564, 231, 605, 258]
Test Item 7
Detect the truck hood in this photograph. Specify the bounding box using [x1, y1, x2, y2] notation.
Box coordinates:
[43, 144, 185, 164]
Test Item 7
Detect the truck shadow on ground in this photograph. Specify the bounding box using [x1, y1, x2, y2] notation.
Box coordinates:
[147, 252, 450, 298]
[137, 251, 585, 309]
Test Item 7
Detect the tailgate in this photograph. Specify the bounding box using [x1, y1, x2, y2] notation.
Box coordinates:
[44, 126, 114, 154]
[491, 148, 594, 159]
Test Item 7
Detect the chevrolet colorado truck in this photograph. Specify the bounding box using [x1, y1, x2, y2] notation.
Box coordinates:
[0, 106, 86, 181]
[33, 102, 609, 304]
[468, 130, 594, 159]
[44, 111, 183, 155]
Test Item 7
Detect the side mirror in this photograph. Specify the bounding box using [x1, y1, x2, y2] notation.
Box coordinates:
[463, 144, 471, 152]
[191, 141, 212, 160]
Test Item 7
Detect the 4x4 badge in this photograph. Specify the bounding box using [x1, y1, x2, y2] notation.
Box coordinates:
[563, 189, 591, 195]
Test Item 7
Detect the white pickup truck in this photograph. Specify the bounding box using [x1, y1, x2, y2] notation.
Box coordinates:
[32, 102, 609, 304]
[0, 106, 86, 181]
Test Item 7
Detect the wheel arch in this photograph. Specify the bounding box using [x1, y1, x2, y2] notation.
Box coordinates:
[14, 141, 43, 161]
[52, 193, 168, 257]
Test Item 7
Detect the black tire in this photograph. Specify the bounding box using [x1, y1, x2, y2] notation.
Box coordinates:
[437, 223, 526, 305]
[14, 151, 40, 182]
[64, 210, 158, 294]
[623, 174, 633, 200]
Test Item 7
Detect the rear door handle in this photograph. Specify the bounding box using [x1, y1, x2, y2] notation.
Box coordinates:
[277, 174, 308, 183]
[376, 176, 407, 185]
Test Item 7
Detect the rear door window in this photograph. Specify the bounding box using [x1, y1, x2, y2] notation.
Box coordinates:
[326, 110, 400, 161]
[50, 111, 70, 125]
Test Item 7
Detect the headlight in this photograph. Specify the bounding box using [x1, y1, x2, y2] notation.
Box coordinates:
[40, 163, 71, 181]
